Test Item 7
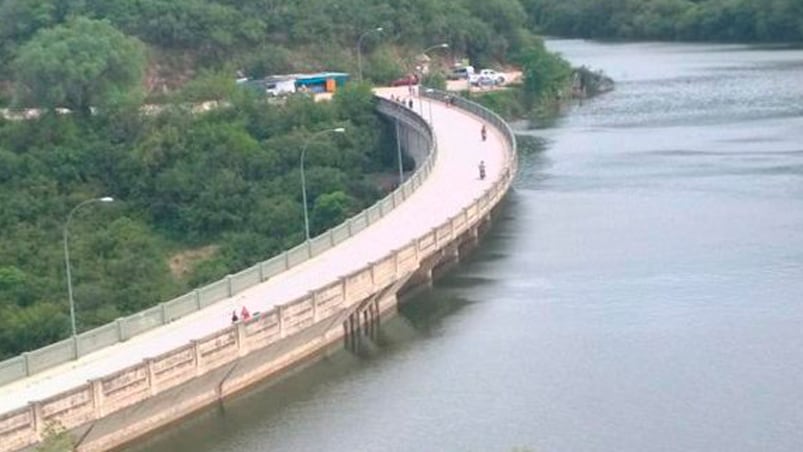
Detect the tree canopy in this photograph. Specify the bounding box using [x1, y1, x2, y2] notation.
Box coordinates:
[520, 0, 803, 42]
[13, 17, 146, 113]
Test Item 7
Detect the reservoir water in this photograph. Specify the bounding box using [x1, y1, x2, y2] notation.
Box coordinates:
[133, 40, 803, 452]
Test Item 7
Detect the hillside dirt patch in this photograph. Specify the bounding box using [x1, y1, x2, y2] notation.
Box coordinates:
[168, 245, 219, 279]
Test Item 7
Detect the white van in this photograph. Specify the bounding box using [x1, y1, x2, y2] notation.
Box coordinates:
[449, 65, 475, 80]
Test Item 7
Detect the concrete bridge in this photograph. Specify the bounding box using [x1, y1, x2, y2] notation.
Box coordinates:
[0, 88, 517, 451]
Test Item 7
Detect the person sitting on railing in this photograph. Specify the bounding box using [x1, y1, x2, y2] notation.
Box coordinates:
[241, 305, 252, 322]
[231, 310, 239, 323]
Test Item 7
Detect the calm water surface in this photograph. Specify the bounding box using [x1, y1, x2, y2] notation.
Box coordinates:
[134, 40, 803, 452]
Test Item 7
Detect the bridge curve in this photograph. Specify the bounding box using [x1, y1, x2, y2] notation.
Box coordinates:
[0, 88, 517, 451]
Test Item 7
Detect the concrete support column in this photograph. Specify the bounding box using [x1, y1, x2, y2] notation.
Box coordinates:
[192, 340, 203, 377]
[22, 352, 30, 376]
[90, 378, 105, 418]
[312, 293, 319, 322]
[277, 306, 285, 339]
[116, 318, 126, 342]
[236, 322, 248, 358]
[369, 261, 377, 288]
[145, 359, 157, 396]
[30, 402, 43, 441]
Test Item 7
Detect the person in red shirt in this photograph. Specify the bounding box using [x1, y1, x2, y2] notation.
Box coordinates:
[240, 306, 251, 321]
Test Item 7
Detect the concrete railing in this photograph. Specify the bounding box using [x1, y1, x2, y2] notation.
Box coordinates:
[0, 92, 518, 452]
[0, 96, 436, 388]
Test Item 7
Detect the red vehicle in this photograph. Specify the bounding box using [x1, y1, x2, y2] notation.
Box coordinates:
[390, 74, 419, 87]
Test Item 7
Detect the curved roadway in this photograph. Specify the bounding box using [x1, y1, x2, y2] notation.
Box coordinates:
[0, 88, 508, 414]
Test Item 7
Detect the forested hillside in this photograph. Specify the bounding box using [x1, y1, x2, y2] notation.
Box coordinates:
[521, 0, 803, 42]
[0, 0, 575, 359]
[0, 0, 537, 93]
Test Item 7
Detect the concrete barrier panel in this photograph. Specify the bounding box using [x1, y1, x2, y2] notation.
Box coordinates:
[466, 203, 478, 223]
[436, 223, 453, 244]
[27, 339, 74, 375]
[309, 234, 331, 257]
[101, 364, 150, 414]
[313, 282, 345, 320]
[197, 328, 237, 371]
[281, 297, 314, 336]
[452, 211, 467, 235]
[380, 196, 394, 215]
[286, 243, 309, 268]
[396, 243, 418, 275]
[151, 344, 196, 391]
[231, 265, 261, 294]
[77, 323, 119, 357]
[124, 305, 163, 338]
[0, 356, 26, 387]
[367, 204, 382, 224]
[350, 213, 368, 235]
[41, 384, 94, 429]
[260, 255, 287, 281]
[244, 311, 281, 349]
[331, 223, 350, 245]
[417, 231, 436, 258]
[198, 279, 229, 308]
[393, 190, 404, 206]
[0, 407, 34, 452]
[164, 292, 198, 322]
[345, 269, 373, 304]
[372, 255, 396, 289]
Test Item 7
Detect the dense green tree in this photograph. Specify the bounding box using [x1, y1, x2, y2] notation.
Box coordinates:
[520, 0, 803, 42]
[13, 17, 146, 114]
[514, 39, 572, 109]
[311, 191, 356, 235]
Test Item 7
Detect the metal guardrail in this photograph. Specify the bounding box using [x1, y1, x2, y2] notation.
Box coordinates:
[0, 96, 437, 387]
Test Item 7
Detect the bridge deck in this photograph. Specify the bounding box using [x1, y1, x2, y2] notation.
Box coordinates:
[0, 88, 507, 413]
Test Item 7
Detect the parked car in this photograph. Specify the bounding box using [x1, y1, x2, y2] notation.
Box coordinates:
[448, 65, 475, 80]
[470, 69, 505, 86]
[390, 74, 420, 87]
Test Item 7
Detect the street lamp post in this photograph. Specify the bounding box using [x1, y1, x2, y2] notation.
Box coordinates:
[395, 121, 404, 185]
[425, 88, 434, 125]
[64, 196, 114, 339]
[414, 43, 449, 89]
[300, 128, 346, 241]
[357, 27, 383, 83]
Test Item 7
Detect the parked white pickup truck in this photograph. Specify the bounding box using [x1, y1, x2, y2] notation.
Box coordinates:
[470, 69, 505, 86]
